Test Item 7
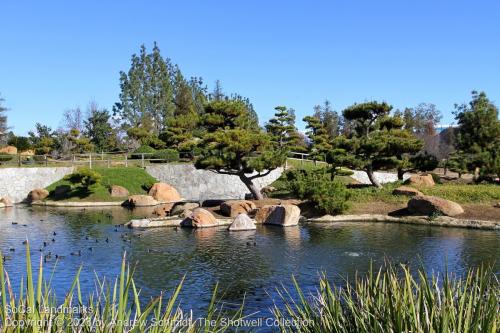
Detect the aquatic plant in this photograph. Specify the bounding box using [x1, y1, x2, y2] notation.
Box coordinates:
[273, 264, 499, 332]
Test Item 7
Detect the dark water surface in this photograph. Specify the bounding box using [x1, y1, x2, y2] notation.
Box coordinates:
[0, 206, 499, 325]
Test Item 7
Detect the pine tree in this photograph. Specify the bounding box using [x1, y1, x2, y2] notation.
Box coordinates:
[195, 100, 285, 199]
[0, 94, 8, 146]
[113, 43, 175, 135]
[303, 115, 332, 161]
[83, 104, 117, 152]
[330, 101, 422, 188]
[454, 91, 500, 181]
[265, 106, 299, 151]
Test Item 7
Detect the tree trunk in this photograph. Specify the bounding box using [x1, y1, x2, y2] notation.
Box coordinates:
[239, 174, 264, 200]
[397, 168, 405, 181]
[366, 166, 382, 188]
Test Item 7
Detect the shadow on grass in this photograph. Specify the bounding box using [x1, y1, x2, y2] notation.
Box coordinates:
[48, 185, 95, 201]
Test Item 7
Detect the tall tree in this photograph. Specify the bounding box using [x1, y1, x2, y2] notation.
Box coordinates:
[61, 106, 84, 133]
[454, 91, 500, 181]
[28, 123, 56, 155]
[113, 43, 175, 135]
[84, 103, 117, 151]
[303, 115, 332, 160]
[210, 80, 224, 101]
[265, 106, 299, 151]
[195, 100, 285, 199]
[313, 100, 341, 139]
[0, 94, 8, 146]
[330, 101, 422, 188]
[395, 103, 442, 136]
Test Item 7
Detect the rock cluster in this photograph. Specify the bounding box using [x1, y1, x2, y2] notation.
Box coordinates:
[220, 200, 256, 217]
[228, 213, 256, 231]
[27, 188, 49, 202]
[405, 174, 435, 187]
[0, 196, 13, 208]
[148, 183, 182, 202]
[181, 208, 218, 228]
[254, 204, 300, 226]
[392, 186, 423, 196]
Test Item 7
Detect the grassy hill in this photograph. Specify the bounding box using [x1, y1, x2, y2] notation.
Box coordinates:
[45, 167, 158, 202]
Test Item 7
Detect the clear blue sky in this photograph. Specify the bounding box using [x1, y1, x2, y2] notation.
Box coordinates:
[1, 0, 499, 134]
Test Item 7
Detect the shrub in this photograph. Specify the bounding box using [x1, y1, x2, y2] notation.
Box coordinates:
[287, 168, 350, 214]
[64, 168, 102, 187]
[131, 145, 156, 159]
[151, 149, 179, 162]
[0, 154, 13, 162]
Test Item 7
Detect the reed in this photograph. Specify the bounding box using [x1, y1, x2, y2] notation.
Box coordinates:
[272, 263, 499, 332]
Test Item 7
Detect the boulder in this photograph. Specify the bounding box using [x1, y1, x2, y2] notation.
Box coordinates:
[260, 204, 300, 227]
[405, 174, 435, 187]
[494, 202, 500, 208]
[152, 203, 175, 217]
[407, 195, 464, 217]
[392, 186, 423, 197]
[27, 188, 49, 202]
[228, 213, 257, 231]
[254, 205, 274, 223]
[148, 183, 182, 202]
[0, 196, 13, 207]
[171, 202, 200, 216]
[220, 200, 257, 217]
[0, 145, 17, 155]
[126, 195, 158, 207]
[181, 208, 218, 228]
[110, 185, 129, 197]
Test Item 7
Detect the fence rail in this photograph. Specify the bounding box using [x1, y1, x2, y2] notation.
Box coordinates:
[0, 151, 327, 169]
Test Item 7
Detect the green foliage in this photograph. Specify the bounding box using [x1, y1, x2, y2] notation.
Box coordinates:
[454, 91, 500, 181]
[429, 172, 442, 184]
[303, 115, 332, 160]
[0, 154, 13, 162]
[410, 152, 439, 172]
[7, 135, 31, 151]
[151, 148, 180, 162]
[331, 101, 423, 187]
[394, 103, 442, 135]
[0, 94, 8, 145]
[64, 168, 102, 187]
[47, 167, 157, 202]
[273, 264, 499, 332]
[83, 106, 117, 151]
[286, 168, 351, 214]
[265, 106, 299, 151]
[131, 145, 156, 159]
[28, 123, 56, 155]
[196, 100, 284, 199]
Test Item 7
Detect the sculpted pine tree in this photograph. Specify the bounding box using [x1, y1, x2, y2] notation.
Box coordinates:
[265, 106, 300, 151]
[83, 105, 117, 151]
[330, 101, 422, 188]
[195, 100, 286, 200]
[454, 91, 500, 181]
[303, 115, 332, 160]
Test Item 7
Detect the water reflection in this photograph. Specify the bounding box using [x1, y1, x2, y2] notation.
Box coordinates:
[0, 206, 498, 317]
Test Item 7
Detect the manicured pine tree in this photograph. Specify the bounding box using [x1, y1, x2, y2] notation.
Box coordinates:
[265, 106, 300, 151]
[83, 105, 117, 152]
[303, 115, 332, 161]
[195, 100, 285, 200]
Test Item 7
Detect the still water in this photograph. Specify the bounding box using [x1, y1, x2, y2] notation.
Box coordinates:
[0, 206, 499, 321]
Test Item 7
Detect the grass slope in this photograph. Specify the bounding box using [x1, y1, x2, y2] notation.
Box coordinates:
[45, 167, 158, 202]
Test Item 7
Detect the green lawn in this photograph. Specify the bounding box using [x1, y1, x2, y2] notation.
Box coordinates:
[45, 167, 158, 202]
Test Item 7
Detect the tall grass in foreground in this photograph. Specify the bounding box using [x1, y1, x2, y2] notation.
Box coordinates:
[274, 264, 499, 333]
[0, 242, 244, 332]
[0, 244, 498, 332]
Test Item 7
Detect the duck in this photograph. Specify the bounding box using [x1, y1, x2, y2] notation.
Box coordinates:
[43, 241, 48, 247]
[88, 247, 93, 251]
[70, 250, 81, 256]
[22, 240, 28, 245]
[105, 238, 109, 243]
[55, 254, 65, 259]
[51, 238, 55, 242]
[9, 248, 15, 252]
[11, 222, 18, 225]
[53, 232, 57, 236]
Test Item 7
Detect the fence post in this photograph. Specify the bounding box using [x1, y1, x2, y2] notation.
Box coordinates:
[89, 154, 92, 169]
[18, 154, 21, 167]
[101, 151, 104, 160]
[141, 153, 145, 168]
[107, 157, 110, 168]
[125, 154, 128, 167]
[44, 155, 48, 166]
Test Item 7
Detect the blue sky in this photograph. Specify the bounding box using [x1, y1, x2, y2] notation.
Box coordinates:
[1, 0, 499, 134]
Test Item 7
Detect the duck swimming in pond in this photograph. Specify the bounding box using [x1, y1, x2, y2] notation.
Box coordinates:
[70, 250, 81, 256]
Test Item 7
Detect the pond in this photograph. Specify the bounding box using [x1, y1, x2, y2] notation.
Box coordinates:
[0, 206, 499, 325]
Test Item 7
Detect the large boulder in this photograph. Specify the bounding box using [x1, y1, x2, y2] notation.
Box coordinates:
[171, 202, 200, 216]
[228, 213, 257, 231]
[152, 203, 175, 217]
[0, 196, 13, 207]
[259, 204, 301, 227]
[110, 185, 129, 197]
[126, 195, 158, 207]
[148, 183, 182, 202]
[407, 195, 464, 217]
[392, 186, 423, 197]
[405, 174, 435, 187]
[27, 188, 49, 202]
[181, 208, 218, 228]
[220, 200, 257, 217]
[0, 145, 17, 155]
